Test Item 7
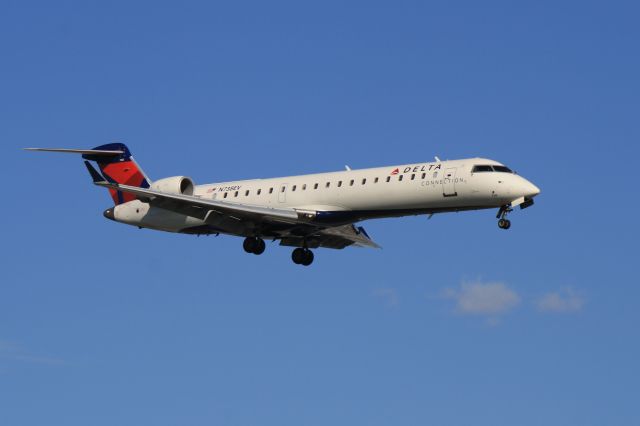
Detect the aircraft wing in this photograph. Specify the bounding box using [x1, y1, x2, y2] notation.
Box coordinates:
[317, 224, 381, 248]
[280, 224, 381, 249]
[86, 165, 300, 224]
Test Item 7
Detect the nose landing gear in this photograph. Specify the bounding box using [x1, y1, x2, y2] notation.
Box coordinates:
[498, 218, 511, 229]
[243, 237, 266, 255]
[496, 206, 512, 230]
[292, 247, 314, 266]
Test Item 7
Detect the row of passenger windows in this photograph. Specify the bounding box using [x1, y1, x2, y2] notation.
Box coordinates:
[472, 164, 513, 173]
[219, 171, 440, 198]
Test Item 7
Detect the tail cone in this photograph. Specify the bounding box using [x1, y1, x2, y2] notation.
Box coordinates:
[103, 208, 115, 221]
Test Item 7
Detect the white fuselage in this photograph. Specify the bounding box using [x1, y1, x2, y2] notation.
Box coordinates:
[112, 157, 540, 236]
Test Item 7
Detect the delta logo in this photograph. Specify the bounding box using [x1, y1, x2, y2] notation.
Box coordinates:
[390, 164, 442, 175]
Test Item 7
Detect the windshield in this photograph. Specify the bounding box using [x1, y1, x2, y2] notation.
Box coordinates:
[472, 165, 513, 173]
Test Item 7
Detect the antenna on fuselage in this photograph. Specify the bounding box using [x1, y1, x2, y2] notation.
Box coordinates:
[345, 165, 351, 171]
[434, 156, 441, 162]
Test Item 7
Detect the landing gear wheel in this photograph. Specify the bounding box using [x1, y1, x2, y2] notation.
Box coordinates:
[496, 205, 513, 230]
[301, 249, 314, 266]
[243, 237, 255, 253]
[498, 219, 511, 230]
[292, 248, 306, 264]
[243, 237, 266, 254]
[253, 238, 266, 255]
[292, 248, 314, 266]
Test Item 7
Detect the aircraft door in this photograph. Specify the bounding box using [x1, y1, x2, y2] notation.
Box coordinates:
[443, 168, 457, 197]
[278, 183, 288, 203]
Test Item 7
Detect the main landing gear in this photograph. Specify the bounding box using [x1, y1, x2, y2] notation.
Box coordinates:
[243, 237, 266, 255]
[496, 205, 512, 230]
[291, 247, 314, 266]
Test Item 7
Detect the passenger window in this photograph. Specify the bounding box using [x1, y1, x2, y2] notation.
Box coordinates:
[338, 181, 342, 187]
[350, 179, 354, 186]
[325, 182, 330, 188]
[245, 190, 249, 196]
[292, 185, 296, 191]
[362, 178, 366, 185]
[386, 176, 391, 182]
[269, 188, 274, 194]
[257, 189, 261, 195]
[411, 174, 415, 180]
[399, 175, 403, 181]
[281, 186, 285, 193]
[234, 191, 238, 197]
[421, 173, 426, 179]
[224, 192, 228, 198]
[374, 177, 379, 183]
[302, 184, 306, 190]
[314, 183, 318, 189]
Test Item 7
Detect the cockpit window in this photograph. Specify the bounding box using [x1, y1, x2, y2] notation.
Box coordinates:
[493, 165, 513, 173]
[472, 164, 514, 173]
[472, 165, 494, 173]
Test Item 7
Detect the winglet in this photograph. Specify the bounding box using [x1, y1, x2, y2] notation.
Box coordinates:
[84, 161, 107, 184]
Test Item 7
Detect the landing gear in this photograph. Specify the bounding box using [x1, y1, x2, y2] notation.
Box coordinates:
[243, 237, 266, 255]
[496, 205, 513, 230]
[292, 247, 314, 266]
[498, 218, 511, 229]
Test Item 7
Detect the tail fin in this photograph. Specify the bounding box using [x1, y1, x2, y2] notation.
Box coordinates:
[25, 142, 152, 205]
[82, 143, 151, 205]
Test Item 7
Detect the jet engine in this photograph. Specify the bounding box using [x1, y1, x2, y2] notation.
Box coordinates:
[150, 176, 195, 195]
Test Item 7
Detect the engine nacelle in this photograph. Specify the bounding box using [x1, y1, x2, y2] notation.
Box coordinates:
[151, 176, 195, 195]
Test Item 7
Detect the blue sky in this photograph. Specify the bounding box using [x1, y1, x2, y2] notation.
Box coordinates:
[1, 1, 639, 425]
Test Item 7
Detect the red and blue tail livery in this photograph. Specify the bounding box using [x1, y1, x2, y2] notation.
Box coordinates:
[82, 143, 151, 205]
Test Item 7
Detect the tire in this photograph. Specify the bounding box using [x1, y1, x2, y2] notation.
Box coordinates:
[292, 248, 305, 264]
[504, 220, 511, 230]
[301, 250, 314, 266]
[498, 219, 507, 229]
[243, 237, 256, 253]
[253, 238, 266, 255]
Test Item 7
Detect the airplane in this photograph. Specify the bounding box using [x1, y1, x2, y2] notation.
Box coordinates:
[26, 143, 540, 266]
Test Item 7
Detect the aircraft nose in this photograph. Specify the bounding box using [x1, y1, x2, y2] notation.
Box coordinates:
[523, 180, 541, 197]
[103, 208, 115, 221]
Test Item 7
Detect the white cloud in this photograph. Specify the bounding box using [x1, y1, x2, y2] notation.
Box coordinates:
[535, 287, 585, 313]
[372, 287, 399, 307]
[442, 281, 521, 320]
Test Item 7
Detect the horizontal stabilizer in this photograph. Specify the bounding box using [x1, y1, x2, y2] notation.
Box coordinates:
[24, 148, 124, 156]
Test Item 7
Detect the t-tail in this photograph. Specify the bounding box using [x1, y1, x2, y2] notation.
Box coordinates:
[82, 143, 151, 204]
[25, 142, 151, 205]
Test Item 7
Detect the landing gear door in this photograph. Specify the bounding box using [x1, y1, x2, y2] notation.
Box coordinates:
[443, 168, 457, 197]
[278, 183, 288, 203]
